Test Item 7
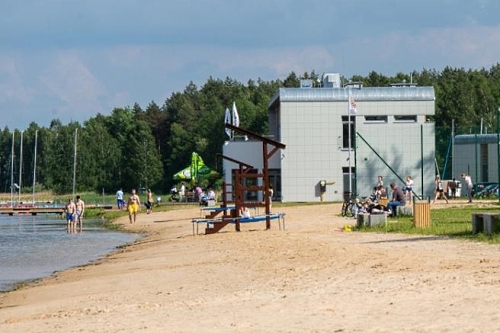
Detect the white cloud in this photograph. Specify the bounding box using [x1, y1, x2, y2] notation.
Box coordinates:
[38, 51, 109, 121]
[2, 1, 500, 130]
[0, 56, 34, 104]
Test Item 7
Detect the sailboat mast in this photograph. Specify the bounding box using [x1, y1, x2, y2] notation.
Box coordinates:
[72, 128, 77, 198]
[32, 130, 38, 205]
[18, 131, 23, 203]
[10, 132, 14, 208]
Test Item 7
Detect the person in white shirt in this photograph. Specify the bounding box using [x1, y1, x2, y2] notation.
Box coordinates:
[116, 188, 124, 210]
[240, 206, 251, 218]
[207, 188, 216, 200]
[461, 173, 473, 203]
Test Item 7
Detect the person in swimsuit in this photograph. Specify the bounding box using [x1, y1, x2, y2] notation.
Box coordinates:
[127, 189, 141, 223]
[75, 195, 85, 229]
[65, 198, 76, 232]
[146, 189, 153, 214]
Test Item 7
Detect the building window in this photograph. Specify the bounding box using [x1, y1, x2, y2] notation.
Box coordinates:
[480, 144, 488, 182]
[364, 116, 388, 123]
[342, 116, 356, 149]
[394, 115, 417, 122]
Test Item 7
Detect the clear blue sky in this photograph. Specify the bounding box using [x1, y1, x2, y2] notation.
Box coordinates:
[1, 0, 499, 130]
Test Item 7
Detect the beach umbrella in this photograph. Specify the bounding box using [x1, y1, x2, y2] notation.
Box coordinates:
[173, 166, 191, 180]
[173, 152, 219, 184]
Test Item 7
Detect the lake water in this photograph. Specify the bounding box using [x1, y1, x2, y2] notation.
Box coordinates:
[0, 214, 141, 292]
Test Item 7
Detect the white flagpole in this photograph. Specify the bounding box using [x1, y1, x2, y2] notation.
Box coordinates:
[348, 89, 352, 196]
[33, 130, 38, 205]
[18, 130, 23, 203]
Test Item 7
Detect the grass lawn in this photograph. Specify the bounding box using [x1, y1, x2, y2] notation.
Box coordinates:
[357, 201, 500, 244]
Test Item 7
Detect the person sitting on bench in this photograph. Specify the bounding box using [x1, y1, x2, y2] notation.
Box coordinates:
[240, 206, 251, 218]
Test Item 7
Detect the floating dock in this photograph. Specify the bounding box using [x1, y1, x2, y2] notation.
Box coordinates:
[0, 205, 114, 216]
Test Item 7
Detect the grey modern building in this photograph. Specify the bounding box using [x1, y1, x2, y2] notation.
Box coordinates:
[223, 74, 437, 202]
[453, 134, 500, 185]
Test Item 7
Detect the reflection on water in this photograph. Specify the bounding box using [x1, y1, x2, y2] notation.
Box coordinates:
[0, 214, 141, 292]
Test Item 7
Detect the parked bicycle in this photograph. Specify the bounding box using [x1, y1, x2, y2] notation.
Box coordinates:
[341, 192, 357, 217]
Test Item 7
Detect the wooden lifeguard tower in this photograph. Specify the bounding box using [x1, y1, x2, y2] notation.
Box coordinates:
[201, 123, 286, 234]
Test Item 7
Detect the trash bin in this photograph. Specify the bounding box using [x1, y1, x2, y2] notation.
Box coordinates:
[413, 201, 431, 228]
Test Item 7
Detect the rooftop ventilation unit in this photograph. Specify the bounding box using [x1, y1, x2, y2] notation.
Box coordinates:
[322, 73, 341, 88]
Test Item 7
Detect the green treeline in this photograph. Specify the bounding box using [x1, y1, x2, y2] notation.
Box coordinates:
[2, 65, 500, 194]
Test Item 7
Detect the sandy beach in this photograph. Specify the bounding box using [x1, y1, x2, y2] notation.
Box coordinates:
[1, 201, 500, 333]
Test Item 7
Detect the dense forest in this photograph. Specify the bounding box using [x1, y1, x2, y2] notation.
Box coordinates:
[2, 65, 500, 195]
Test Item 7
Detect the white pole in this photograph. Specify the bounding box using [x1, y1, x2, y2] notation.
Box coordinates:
[18, 130, 23, 203]
[72, 129, 78, 198]
[10, 132, 14, 207]
[33, 130, 38, 205]
[451, 120, 455, 181]
[348, 89, 352, 196]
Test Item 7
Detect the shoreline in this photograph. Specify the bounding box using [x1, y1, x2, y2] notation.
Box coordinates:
[1, 202, 500, 332]
[0, 215, 142, 294]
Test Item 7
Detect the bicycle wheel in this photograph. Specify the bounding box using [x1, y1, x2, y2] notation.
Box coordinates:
[341, 201, 348, 217]
[343, 202, 355, 217]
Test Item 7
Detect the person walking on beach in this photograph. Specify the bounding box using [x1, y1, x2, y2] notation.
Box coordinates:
[432, 175, 449, 204]
[145, 189, 153, 214]
[127, 189, 141, 223]
[65, 198, 76, 232]
[75, 195, 85, 229]
[116, 188, 124, 210]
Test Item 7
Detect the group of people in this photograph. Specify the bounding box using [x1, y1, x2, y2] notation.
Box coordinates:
[169, 184, 217, 205]
[65, 195, 85, 233]
[432, 173, 473, 204]
[358, 175, 406, 218]
[359, 172, 475, 218]
[116, 188, 154, 223]
[359, 176, 406, 218]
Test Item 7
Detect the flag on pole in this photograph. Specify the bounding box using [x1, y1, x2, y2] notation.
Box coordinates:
[232, 101, 240, 127]
[348, 90, 357, 115]
[224, 107, 231, 139]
